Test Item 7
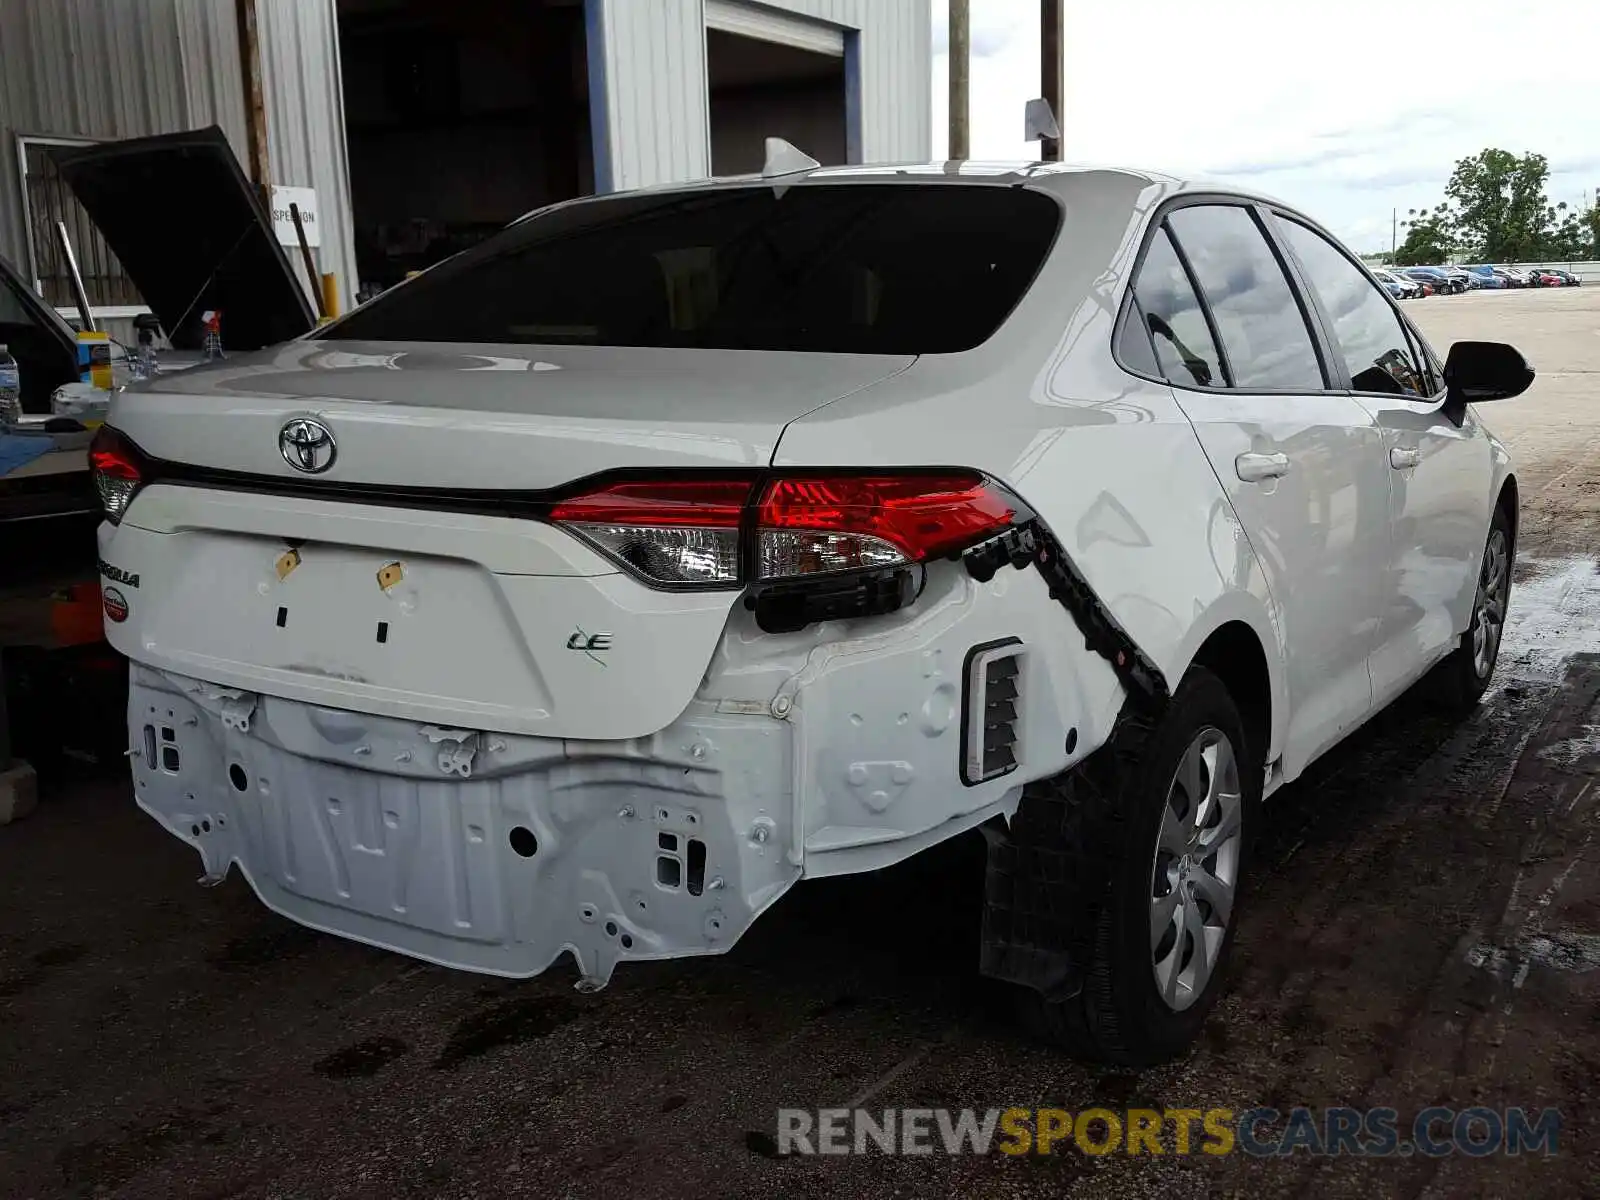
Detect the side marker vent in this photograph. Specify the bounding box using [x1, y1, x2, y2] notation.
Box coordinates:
[963, 639, 1025, 785]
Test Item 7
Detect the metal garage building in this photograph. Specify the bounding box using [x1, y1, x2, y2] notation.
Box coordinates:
[0, 0, 930, 331]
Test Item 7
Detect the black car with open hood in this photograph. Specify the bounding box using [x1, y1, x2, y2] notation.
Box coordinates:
[51, 125, 317, 353]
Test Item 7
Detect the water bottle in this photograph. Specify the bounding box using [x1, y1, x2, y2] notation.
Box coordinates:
[134, 313, 162, 380]
[202, 310, 224, 361]
[0, 344, 21, 432]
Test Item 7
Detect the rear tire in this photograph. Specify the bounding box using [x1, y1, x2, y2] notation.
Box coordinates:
[1018, 668, 1260, 1065]
[1428, 505, 1512, 714]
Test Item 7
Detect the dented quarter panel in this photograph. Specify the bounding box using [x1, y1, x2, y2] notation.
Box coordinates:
[702, 561, 1124, 871]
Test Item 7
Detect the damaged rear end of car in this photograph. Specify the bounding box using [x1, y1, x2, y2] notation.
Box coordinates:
[90, 167, 1127, 989]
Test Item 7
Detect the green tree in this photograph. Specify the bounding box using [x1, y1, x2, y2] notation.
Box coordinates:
[1540, 201, 1590, 260]
[1444, 149, 1551, 261]
[1394, 206, 1456, 265]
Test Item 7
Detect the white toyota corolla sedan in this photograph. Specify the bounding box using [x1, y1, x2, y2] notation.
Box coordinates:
[90, 160, 1530, 1064]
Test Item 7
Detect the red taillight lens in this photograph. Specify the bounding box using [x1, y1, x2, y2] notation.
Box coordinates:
[551, 471, 1018, 589]
[757, 474, 1016, 574]
[88, 425, 145, 523]
[549, 479, 752, 527]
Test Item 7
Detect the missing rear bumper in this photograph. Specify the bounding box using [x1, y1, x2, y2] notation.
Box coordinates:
[127, 666, 799, 986]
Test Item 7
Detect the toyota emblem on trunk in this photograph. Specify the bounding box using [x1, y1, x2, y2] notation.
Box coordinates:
[279, 418, 337, 473]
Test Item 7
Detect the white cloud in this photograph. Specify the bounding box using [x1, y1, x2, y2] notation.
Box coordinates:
[930, 0, 1600, 251]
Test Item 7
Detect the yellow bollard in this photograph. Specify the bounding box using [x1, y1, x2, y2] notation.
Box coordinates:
[319, 272, 340, 322]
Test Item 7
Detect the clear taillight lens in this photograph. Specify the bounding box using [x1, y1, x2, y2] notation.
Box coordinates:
[550, 479, 749, 585]
[550, 472, 1018, 589]
[565, 524, 742, 585]
[88, 425, 145, 524]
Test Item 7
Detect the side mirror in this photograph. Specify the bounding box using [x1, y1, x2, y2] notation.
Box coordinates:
[1443, 340, 1533, 404]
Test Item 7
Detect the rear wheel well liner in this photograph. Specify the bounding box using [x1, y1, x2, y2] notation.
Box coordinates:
[1187, 620, 1272, 772]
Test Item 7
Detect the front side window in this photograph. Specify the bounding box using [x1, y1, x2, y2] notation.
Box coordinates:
[324, 184, 1062, 355]
[1275, 218, 1428, 397]
[1127, 225, 1225, 388]
[1165, 205, 1325, 391]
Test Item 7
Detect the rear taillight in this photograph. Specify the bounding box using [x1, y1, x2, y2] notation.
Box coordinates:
[550, 471, 1020, 589]
[89, 425, 146, 524]
[550, 479, 749, 586]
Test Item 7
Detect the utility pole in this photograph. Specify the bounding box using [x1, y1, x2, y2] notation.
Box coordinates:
[235, 0, 271, 197]
[948, 0, 969, 160]
[1040, 0, 1063, 160]
[1392, 208, 1397, 255]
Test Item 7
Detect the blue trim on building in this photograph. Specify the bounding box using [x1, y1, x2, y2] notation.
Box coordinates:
[843, 29, 863, 164]
[584, 0, 614, 193]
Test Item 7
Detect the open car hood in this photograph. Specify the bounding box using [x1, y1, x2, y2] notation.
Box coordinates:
[52, 126, 316, 352]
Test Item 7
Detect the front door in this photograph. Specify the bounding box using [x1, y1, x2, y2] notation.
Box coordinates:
[1269, 216, 1492, 708]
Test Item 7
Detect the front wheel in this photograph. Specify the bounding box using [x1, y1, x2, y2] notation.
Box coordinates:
[1019, 668, 1258, 1065]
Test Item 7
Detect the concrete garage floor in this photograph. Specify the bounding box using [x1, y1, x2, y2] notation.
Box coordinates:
[2, 288, 1597, 1199]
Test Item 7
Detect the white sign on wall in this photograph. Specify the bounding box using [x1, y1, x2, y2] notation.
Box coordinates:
[270, 185, 321, 248]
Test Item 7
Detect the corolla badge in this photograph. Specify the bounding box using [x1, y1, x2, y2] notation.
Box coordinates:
[279, 417, 337, 473]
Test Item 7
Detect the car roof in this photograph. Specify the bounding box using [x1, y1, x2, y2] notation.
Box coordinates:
[509, 159, 1325, 224]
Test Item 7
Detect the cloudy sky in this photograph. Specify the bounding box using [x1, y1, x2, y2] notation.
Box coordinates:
[930, 0, 1600, 252]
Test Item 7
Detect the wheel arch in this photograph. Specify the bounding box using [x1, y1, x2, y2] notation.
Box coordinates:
[1495, 470, 1519, 554]
[1169, 599, 1284, 774]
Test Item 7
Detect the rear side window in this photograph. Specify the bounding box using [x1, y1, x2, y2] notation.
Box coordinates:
[1127, 226, 1225, 388]
[1166, 205, 1325, 391]
[1274, 217, 1429, 397]
[323, 184, 1062, 354]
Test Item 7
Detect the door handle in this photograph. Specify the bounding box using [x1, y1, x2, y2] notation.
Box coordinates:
[1390, 446, 1420, 470]
[1235, 451, 1290, 483]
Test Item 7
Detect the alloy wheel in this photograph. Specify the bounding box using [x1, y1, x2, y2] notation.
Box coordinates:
[1472, 527, 1510, 678]
[1149, 727, 1243, 1012]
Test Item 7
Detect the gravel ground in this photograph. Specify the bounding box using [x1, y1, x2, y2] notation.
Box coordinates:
[1, 286, 1597, 1199]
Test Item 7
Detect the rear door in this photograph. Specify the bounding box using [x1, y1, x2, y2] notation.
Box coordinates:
[1128, 200, 1393, 779]
[1271, 214, 1491, 706]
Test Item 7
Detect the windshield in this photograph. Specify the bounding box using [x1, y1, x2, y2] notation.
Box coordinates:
[322, 183, 1062, 354]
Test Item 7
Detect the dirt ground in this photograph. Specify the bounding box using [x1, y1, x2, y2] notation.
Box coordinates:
[1, 288, 1597, 1199]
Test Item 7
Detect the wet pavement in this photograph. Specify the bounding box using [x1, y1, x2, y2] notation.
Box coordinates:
[1, 288, 1597, 1198]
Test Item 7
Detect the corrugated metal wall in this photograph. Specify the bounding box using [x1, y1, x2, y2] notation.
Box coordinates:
[0, 0, 248, 285]
[590, 0, 931, 192]
[255, 0, 358, 314]
[4, 0, 930, 312]
[0, 0, 355, 314]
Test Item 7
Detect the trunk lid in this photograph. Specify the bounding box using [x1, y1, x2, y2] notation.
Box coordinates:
[111, 340, 914, 485]
[102, 343, 911, 738]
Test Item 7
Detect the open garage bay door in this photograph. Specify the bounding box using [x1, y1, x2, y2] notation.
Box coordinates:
[705, 2, 851, 176]
[705, 0, 844, 57]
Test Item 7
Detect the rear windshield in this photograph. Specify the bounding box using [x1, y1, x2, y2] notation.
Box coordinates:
[322, 184, 1062, 354]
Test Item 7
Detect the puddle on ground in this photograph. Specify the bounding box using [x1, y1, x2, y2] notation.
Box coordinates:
[313, 1036, 410, 1079]
[432, 995, 582, 1069]
[1490, 555, 1600, 690]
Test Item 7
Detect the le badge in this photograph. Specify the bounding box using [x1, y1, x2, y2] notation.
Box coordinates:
[102, 586, 130, 623]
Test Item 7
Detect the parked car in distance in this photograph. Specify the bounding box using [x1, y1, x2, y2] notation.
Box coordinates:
[1543, 268, 1581, 286]
[84, 143, 1533, 1066]
[1372, 267, 1422, 299]
[1462, 265, 1507, 289]
[1494, 267, 1532, 288]
[1531, 269, 1566, 287]
[1402, 266, 1465, 294]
